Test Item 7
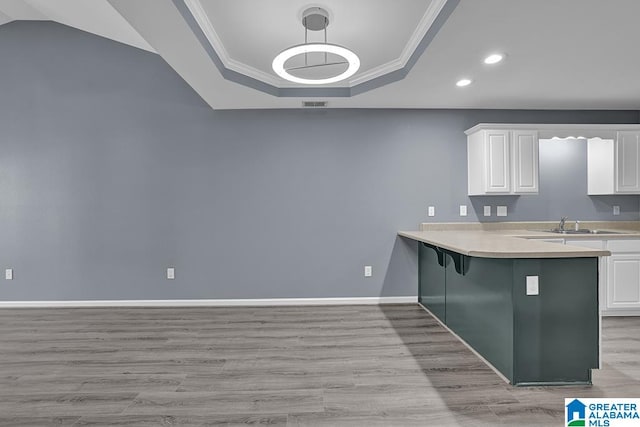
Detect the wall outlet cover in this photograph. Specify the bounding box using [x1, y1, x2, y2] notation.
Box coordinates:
[483, 206, 491, 217]
[526, 275, 539, 295]
[364, 266, 372, 277]
[459, 205, 468, 216]
[167, 267, 175, 280]
[613, 205, 620, 216]
[5, 269, 13, 280]
[428, 206, 435, 217]
[497, 206, 508, 217]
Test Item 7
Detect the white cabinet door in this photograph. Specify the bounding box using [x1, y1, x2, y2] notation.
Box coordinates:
[484, 130, 511, 193]
[467, 128, 539, 195]
[607, 254, 640, 310]
[512, 130, 539, 193]
[587, 138, 616, 195]
[615, 131, 640, 193]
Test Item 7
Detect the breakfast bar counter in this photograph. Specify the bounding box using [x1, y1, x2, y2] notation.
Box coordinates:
[398, 230, 611, 258]
[399, 228, 609, 386]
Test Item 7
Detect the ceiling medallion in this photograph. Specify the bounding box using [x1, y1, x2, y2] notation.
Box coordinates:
[272, 7, 360, 85]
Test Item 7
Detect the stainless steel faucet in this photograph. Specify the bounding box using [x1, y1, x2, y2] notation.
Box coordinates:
[559, 216, 568, 231]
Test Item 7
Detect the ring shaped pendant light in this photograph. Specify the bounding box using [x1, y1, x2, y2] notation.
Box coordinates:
[272, 43, 360, 85]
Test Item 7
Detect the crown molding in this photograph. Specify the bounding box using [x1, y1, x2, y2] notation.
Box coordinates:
[175, 0, 458, 97]
[183, 0, 282, 87]
[349, 0, 449, 86]
[349, 58, 404, 87]
[400, 0, 449, 66]
[183, 0, 450, 89]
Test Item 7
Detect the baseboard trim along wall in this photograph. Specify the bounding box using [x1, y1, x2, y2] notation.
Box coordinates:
[0, 296, 417, 308]
[602, 310, 640, 317]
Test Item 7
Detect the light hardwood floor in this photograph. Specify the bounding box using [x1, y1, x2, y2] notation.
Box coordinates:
[0, 304, 638, 426]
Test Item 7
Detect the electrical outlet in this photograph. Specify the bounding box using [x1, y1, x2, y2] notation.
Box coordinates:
[428, 206, 435, 217]
[497, 206, 508, 217]
[5, 269, 13, 280]
[483, 206, 491, 217]
[459, 205, 467, 216]
[167, 267, 175, 280]
[526, 276, 539, 295]
[364, 266, 372, 277]
[613, 205, 620, 216]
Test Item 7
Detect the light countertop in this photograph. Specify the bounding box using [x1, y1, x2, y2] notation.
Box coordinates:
[398, 230, 613, 258]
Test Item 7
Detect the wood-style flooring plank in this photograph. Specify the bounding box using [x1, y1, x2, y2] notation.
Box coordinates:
[122, 390, 324, 416]
[0, 417, 80, 427]
[0, 304, 638, 426]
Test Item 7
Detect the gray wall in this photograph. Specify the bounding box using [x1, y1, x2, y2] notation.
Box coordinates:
[1, 22, 639, 301]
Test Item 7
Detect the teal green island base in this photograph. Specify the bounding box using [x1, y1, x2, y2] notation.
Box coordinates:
[418, 242, 599, 386]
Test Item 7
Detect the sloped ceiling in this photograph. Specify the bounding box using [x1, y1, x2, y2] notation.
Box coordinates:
[0, 0, 153, 52]
[2, 0, 640, 111]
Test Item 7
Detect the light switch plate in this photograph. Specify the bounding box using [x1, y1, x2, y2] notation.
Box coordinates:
[526, 276, 539, 295]
[613, 205, 620, 216]
[5, 269, 13, 280]
[428, 206, 435, 217]
[459, 205, 467, 216]
[364, 266, 372, 277]
[483, 206, 491, 217]
[167, 267, 175, 280]
[497, 206, 508, 217]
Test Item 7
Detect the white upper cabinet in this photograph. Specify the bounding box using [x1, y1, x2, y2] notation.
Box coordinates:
[467, 128, 538, 195]
[485, 130, 511, 193]
[512, 130, 539, 193]
[616, 131, 640, 193]
[588, 131, 640, 195]
[467, 123, 640, 197]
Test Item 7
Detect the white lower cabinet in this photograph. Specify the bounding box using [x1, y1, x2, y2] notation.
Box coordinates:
[564, 239, 640, 316]
[607, 255, 640, 310]
[604, 240, 640, 314]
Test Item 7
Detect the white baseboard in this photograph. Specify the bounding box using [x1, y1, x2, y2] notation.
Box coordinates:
[602, 309, 640, 317]
[0, 296, 417, 308]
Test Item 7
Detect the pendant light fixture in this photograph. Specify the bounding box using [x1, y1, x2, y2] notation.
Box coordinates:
[272, 7, 360, 85]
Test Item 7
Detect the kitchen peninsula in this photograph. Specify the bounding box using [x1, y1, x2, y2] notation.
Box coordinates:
[399, 226, 611, 386]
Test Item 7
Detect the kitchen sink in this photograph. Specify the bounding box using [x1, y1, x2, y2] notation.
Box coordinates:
[545, 229, 624, 235]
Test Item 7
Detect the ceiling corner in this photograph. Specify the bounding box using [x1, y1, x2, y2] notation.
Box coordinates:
[182, 0, 281, 86]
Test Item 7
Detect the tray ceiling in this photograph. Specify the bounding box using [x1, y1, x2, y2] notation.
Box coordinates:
[2, 0, 640, 110]
[189, 0, 443, 88]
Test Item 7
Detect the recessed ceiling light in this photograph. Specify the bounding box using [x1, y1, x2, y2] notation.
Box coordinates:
[456, 78, 472, 87]
[484, 54, 504, 64]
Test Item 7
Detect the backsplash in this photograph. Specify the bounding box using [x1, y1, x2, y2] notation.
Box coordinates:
[419, 221, 640, 232]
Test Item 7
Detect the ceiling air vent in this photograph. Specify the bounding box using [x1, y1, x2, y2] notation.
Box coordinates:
[302, 101, 328, 108]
